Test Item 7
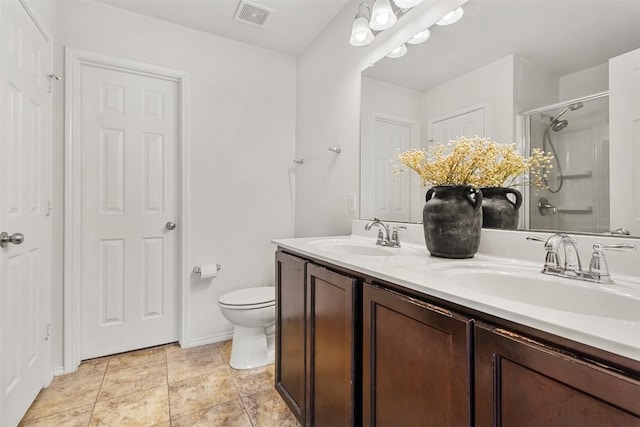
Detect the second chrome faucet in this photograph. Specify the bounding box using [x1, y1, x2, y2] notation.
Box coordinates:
[364, 218, 406, 248]
[528, 233, 636, 284]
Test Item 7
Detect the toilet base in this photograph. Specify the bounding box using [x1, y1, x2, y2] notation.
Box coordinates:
[229, 324, 275, 369]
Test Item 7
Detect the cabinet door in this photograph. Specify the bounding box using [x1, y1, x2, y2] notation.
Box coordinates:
[306, 263, 357, 427]
[363, 284, 472, 427]
[275, 251, 307, 423]
[475, 323, 640, 426]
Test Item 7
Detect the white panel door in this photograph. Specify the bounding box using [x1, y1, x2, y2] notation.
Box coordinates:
[0, 1, 51, 425]
[610, 47, 640, 235]
[373, 118, 414, 222]
[80, 64, 179, 359]
[430, 107, 486, 144]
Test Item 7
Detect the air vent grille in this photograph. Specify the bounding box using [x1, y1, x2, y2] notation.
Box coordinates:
[234, 0, 273, 27]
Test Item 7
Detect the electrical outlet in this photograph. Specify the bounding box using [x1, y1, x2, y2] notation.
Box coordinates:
[348, 193, 358, 217]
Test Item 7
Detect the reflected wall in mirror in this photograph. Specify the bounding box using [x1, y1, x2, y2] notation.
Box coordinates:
[359, 0, 640, 237]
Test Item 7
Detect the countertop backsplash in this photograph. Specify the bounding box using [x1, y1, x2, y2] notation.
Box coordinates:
[352, 219, 640, 279]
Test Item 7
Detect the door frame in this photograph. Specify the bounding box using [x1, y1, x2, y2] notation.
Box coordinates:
[63, 47, 190, 372]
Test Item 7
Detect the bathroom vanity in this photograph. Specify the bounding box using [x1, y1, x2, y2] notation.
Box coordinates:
[273, 225, 640, 426]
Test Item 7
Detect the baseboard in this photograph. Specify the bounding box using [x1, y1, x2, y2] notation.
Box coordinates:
[182, 331, 233, 349]
[52, 366, 65, 377]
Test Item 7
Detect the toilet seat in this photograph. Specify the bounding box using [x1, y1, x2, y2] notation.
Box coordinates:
[219, 286, 275, 310]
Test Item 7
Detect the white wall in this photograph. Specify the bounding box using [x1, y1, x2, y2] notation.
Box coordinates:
[295, 0, 466, 237]
[422, 55, 515, 145]
[559, 63, 608, 101]
[50, 0, 295, 369]
[515, 55, 559, 114]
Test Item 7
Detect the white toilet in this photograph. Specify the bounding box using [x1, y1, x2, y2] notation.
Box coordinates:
[218, 286, 276, 369]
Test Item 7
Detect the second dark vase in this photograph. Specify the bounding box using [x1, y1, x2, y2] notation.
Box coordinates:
[423, 185, 483, 259]
[480, 187, 522, 230]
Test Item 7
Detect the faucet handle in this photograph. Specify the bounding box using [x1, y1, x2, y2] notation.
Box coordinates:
[588, 243, 637, 284]
[526, 235, 547, 243]
[595, 243, 637, 252]
[390, 226, 407, 247]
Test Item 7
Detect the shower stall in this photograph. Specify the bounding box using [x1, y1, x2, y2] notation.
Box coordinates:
[522, 92, 610, 234]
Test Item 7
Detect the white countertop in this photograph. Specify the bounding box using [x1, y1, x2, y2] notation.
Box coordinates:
[272, 231, 640, 363]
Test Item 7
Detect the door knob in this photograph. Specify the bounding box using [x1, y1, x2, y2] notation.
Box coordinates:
[1, 232, 25, 248]
[165, 221, 177, 231]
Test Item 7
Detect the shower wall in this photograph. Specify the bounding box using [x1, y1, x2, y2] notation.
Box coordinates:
[528, 96, 610, 234]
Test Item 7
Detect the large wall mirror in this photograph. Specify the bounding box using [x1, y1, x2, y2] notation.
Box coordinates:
[360, 0, 640, 237]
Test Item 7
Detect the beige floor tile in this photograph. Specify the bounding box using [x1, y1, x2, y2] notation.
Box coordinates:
[19, 404, 93, 427]
[76, 357, 109, 377]
[21, 372, 103, 422]
[98, 361, 167, 401]
[166, 342, 218, 359]
[164, 343, 183, 357]
[170, 399, 252, 427]
[106, 346, 167, 372]
[168, 365, 240, 418]
[243, 388, 301, 427]
[230, 364, 274, 397]
[89, 385, 169, 426]
[217, 340, 232, 364]
[167, 346, 225, 384]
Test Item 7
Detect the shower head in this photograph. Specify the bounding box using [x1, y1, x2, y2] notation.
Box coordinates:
[549, 102, 583, 132]
[551, 120, 568, 132]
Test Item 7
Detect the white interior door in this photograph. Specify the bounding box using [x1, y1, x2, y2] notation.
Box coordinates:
[0, 1, 52, 425]
[79, 61, 180, 359]
[610, 47, 640, 235]
[372, 118, 414, 222]
[429, 107, 486, 144]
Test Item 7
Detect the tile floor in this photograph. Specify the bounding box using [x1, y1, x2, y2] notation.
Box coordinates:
[19, 341, 300, 427]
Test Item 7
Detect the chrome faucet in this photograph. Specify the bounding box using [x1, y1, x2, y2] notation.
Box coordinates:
[364, 219, 406, 247]
[527, 233, 636, 284]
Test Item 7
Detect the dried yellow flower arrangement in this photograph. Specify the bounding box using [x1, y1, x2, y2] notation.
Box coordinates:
[394, 136, 553, 190]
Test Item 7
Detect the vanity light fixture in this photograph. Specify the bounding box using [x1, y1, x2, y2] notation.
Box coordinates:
[349, 3, 375, 46]
[349, 1, 461, 47]
[407, 28, 430, 44]
[386, 43, 408, 58]
[370, 0, 397, 31]
[392, 0, 424, 9]
[435, 6, 464, 25]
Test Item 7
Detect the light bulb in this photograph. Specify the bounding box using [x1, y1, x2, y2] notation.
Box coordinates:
[436, 7, 464, 26]
[386, 44, 407, 59]
[407, 28, 430, 44]
[392, 0, 423, 9]
[370, 0, 397, 31]
[349, 15, 374, 46]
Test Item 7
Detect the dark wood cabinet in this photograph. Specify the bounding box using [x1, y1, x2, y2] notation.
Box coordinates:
[475, 322, 640, 426]
[306, 263, 357, 427]
[275, 251, 307, 423]
[275, 251, 357, 427]
[363, 283, 473, 427]
[276, 248, 640, 427]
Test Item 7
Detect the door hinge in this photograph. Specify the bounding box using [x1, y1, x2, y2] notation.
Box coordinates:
[47, 199, 52, 216]
[45, 322, 51, 340]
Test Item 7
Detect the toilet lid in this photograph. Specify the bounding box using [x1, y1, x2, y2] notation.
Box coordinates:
[219, 286, 275, 306]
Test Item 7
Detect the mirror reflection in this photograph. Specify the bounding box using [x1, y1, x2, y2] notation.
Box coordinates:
[360, 0, 640, 237]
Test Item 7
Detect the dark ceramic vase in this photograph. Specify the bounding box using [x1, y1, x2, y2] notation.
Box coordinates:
[480, 187, 522, 230]
[423, 185, 483, 259]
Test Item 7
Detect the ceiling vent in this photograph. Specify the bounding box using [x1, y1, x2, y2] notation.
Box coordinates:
[234, 0, 273, 27]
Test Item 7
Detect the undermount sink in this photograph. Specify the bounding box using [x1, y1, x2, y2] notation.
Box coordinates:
[308, 238, 418, 257]
[428, 262, 640, 322]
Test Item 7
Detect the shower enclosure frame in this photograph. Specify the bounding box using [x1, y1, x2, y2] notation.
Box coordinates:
[518, 90, 609, 231]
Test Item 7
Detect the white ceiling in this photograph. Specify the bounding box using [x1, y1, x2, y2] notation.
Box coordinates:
[95, 0, 351, 55]
[364, 0, 640, 92]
